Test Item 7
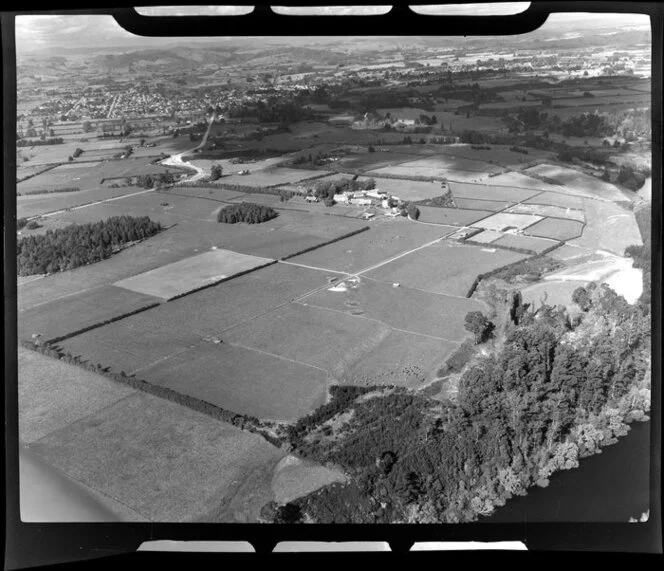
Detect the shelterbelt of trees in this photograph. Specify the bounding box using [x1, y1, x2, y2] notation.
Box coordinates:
[268, 234, 651, 524]
[217, 202, 278, 224]
[17, 216, 163, 276]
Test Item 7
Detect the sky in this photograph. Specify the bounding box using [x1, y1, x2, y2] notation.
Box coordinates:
[15, 7, 650, 53]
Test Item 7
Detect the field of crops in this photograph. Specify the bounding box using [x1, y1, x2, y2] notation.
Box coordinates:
[287, 218, 453, 274]
[114, 249, 274, 300]
[364, 240, 528, 297]
[473, 212, 543, 232]
[27, 391, 285, 522]
[18, 347, 137, 444]
[524, 217, 585, 241]
[449, 181, 541, 202]
[417, 206, 493, 226]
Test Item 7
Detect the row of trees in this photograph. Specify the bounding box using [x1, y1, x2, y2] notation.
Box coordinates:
[134, 172, 177, 189]
[311, 177, 376, 201]
[17, 216, 163, 276]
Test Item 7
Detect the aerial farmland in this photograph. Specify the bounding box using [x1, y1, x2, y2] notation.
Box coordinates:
[13, 15, 652, 528]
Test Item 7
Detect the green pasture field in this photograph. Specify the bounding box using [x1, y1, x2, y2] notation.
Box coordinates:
[333, 150, 425, 172]
[552, 93, 650, 107]
[427, 110, 508, 133]
[367, 154, 503, 175]
[18, 206, 366, 311]
[520, 280, 588, 311]
[299, 276, 486, 341]
[18, 285, 160, 343]
[139, 342, 330, 421]
[466, 230, 503, 244]
[16, 163, 59, 181]
[492, 233, 558, 254]
[167, 186, 247, 202]
[568, 198, 642, 255]
[364, 240, 528, 297]
[524, 191, 584, 210]
[27, 391, 285, 522]
[223, 302, 457, 388]
[218, 167, 323, 187]
[524, 217, 584, 241]
[549, 243, 592, 261]
[376, 107, 434, 120]
[358, 177, 444, 201]
[16, 142, 100, 166]
[472, 212, 543, 232]
[452, 197, 513, 211]
[479, 171, 563, 192]
[18, 346, 136, 444]
[287, 219, 453, 274]
[416, 206, 493, 226]
[271, 455, 347, 505]
[545, 100, 650, 119]
[113, 249, 273, 301]
[436, 143, 555, 167]
[449, 181, 541, 202]
[229, 193, 283, 206]
[523, 164, 627, 201]
[506, 203, 585, 222]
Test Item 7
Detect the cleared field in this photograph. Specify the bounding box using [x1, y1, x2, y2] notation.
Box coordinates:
[437, 144, 555, 167]
[568, 199, 642, 254]
[506, 203, 585, 222]
[229, 193, 283, 206]
[334, 150, 423, 172]
[364, 240, 528, 297]
[523, 164, 627, 201]
[287, 219, 453, 274]
[224, 303, 457, 388]
[473, 212, 543, 232]
[524, 191, 584, 210]
[449, 181, 541, 202]
[466, 230, 503, 244]
[521, 280, 590, 311]
[452, 197, 513, 211]
[367, 156, 502, 178]
[219, 167, 323, 187]
[18, 347, 136, 444]
[167, 186, 247, 202]
[480, 171, 563, 192]
[272, 455, 347, 505]
[524, 218, 584, 241]
[18, 285, 160, 343]
[114, 249, 273, 300]
[359, 177, 443, 201]
[442, 170, 494, 183]
[549, 243, 594, 261]
[139, 342, 330, 421]
[417, 206, 493, 226]
[492, 233, 558, 254]
[300, 276, 485, 341]
[27, 391, 284, 522]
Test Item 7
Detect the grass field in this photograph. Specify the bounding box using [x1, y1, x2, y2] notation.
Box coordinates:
[113, 249, 273, 300]
[416, 206, 493, 226]
[506, 203, 585, 222]
[287, 219, 453, 274]
[219, 167, 323, 187]
[26, 391, 285, 522]
[372, 154, 503, 174]
[568, 199, 642, 254]
[18, 347, 136, 444]
[479, 171, 563, 192]
[473, 212, 543, 232]
[271, 455, 347, 505]
[524, 191, 584, 210]
[138, 342, 330, 421]
[299, 276, 485, 341]
[18, 285, 160, 343]
[364, 240, 528, 297]
[452, 197, 513, 211]
[436, 144, 555, 167]
[449, 181, 541, 202]
[523, 164, 627, 201]
[466, 230, 503, 244]
[520, 280, 589, 311]
[360, 177, 444, 201]
[524, 217, 584, 241]
[492, 233, 558, 254]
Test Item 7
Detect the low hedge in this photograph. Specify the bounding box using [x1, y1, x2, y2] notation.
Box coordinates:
[280, 226, 370, 260]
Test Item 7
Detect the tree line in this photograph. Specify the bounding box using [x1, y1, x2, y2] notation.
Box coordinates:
[17, 216, 163, 275]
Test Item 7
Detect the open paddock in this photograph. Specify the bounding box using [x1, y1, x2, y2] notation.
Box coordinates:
[167, 186, 247, 202]
[27, 391, 284, 522]
[18, 285, 160, 344]
[364, 240, 528, 297]
[473, 212, 543, 232]
[367, 155, 503, 177]
[506, 203, 585, 222]
[492, 233, 558, 254]
[334, 150, 423, 172]
[139, 342, 330, 421]
[479, 171, 563, 192]
[524, 217, 584, 241]
[113, 249, 274, 301]
[568, 199, 642, 254]
[523, 164, 627, 201]
[218, 167, 324, 187]
[436, 143, 555, 167]
[18, 347, 136, 445]
[287, 219, 453, 274]
[272, 455, 347, 505]
[441, 170, 494, 183]
[449, 180, 541, 202]
[524, 191, 584, 210]
[300, 276, 485, 341]
[357, 177, 444, 201]
[417, 206, 493, 226]
[520, 280, 589, 311]
[466, 230, 503, 244]
[452, 197, 513, 211]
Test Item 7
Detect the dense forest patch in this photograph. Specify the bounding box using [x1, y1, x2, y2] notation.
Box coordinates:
[217, 202, 278, 224]
[17, 216, 163, 276]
